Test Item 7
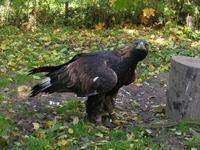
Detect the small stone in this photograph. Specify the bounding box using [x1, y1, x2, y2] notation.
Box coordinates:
[3, 88, 9, 92]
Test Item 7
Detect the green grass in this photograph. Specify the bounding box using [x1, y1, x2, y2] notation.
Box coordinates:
[101, 141, 160, 150]
[0, 74, 33, 88]
[109, 130, 127, 141]
[56, 99, 84, 117]
[101, 141, 132, 150]
[69, 122, 92, 138]
[0, 25, 200, 149]
[175, 120, 200, 132]
[0, 76, 13, 88]
[0, 95, 9, 101]
[0, 115, 15, 136]
[63, 99, 83, 110]
[24, 136, 51, 150]
[187, 134, 200, 147]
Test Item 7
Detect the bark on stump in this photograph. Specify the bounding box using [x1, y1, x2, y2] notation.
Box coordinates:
[166, 56, 200, 120]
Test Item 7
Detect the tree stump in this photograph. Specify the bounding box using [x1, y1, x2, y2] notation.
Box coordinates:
[166, 56, 200, 120]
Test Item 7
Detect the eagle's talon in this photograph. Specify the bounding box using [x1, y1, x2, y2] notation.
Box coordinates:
[103, 118, 116, 128]
[109, 112, 117, 120]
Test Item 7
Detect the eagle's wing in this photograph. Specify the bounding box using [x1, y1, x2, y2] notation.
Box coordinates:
[33, 55, 118, 97]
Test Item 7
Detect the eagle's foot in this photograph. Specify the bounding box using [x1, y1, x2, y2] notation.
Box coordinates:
[100, 113, 117, 128]
[85, 114, 103, 125]
[85, 113, 118, 128]
[102, 118, 116, 128]
[109, 112, 117, 121]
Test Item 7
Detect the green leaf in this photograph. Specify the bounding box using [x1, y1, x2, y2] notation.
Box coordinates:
[68, 128, 74, 134]
[95, 132, 104, 138]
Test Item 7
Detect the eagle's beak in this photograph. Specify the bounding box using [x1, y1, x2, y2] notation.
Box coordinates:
[136, 42, 146, 50]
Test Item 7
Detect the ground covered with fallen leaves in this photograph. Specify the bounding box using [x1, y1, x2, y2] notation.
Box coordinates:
[0, 25, 200, 149]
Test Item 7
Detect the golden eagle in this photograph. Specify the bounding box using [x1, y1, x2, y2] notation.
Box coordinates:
[29, 39, 149, 126]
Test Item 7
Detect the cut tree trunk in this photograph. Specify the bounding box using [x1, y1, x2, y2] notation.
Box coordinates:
[166, 56, 200, 121]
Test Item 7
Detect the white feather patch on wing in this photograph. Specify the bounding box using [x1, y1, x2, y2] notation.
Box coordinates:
[93, 76, 99, 82]
[40, 77, 51, 88]
[66, 63, 72, 68]
[86, 90, 99, 96]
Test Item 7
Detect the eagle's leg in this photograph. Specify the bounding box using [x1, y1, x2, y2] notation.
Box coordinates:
[104, 96, 115, 119]
[86, 95, 105, 124]
[104, 90, 119, 120]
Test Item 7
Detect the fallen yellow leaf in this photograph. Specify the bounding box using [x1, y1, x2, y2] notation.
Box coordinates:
[95, 132, 104, 138]
[17, 85, 31, 98]
[95, 22, 105, 30]
[149, 64, 155, 71]
[32, 122, 40, 130]
[112, 119, 121, 126]
[57, 139, 68, 146]
[45, 121, 53, 128]
[143, 8, 155, 18]
[109, 0, 117, 6]
[141, 7, 155, 25]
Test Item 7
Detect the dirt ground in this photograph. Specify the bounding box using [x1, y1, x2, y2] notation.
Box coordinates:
[1, 72, 188, 149]
[18, 72, 169, 125]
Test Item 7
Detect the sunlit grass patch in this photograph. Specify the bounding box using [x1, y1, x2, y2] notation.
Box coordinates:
[1, 26, 200, 84]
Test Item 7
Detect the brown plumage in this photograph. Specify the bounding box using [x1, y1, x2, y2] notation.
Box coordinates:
[29, 39, 149, 126]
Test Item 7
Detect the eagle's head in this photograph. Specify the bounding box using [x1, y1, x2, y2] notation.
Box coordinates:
[132, 39, 149, 61]
[118, 39, 149, 61]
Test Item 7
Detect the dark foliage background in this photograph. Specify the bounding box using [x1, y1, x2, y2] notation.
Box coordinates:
[0, 0, 199, 28]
